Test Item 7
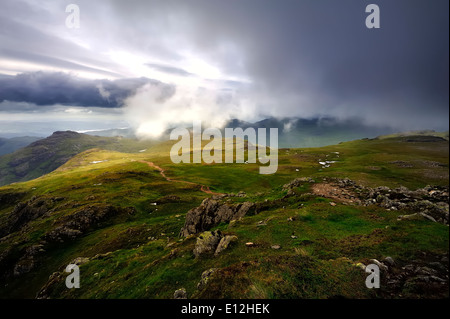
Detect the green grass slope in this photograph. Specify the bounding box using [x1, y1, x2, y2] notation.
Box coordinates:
[0, 131, 157, 186]
[0, 135, 448, 299]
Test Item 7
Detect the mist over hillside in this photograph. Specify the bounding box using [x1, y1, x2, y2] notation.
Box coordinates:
[82, 117, 399, 149]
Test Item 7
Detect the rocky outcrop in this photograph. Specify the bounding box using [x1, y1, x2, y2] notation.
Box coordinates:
[0, 191, 27, 209]
[197, 268, 218, 290]
[360, 185, 449, 225]
[372, 253, 449, 298]
[36, 271, 64, 299]
[0, 196, 61, 239]
[44, 204, 135, 243]
[180, 198, 255, 237]
[304, 177, 449, 225]
[1, 203, 133, 282]
[36, 252, 113, 299]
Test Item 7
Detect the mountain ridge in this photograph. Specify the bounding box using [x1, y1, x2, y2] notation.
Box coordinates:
[0, 131, 157, 186]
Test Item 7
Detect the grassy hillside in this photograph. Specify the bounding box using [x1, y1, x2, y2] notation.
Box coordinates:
[376, 130, 449, 141]
[0, 131, 157, 186]
[0, 135, 448, 299]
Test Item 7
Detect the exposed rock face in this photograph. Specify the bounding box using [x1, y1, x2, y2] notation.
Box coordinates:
[13, 244, 45, 277]
[180, 198, 255, 237]
[44, 204, 135, 243]
[1, 203, 133, 282]
[379, 253, 449, 298]
[36, 271, 64, 299]
[302, 177, 449, 225]
[0, 196, 59, 239]
[36, 252, 114, 299]
[360, 185, 449, 225]
[0, 191, 27, 209]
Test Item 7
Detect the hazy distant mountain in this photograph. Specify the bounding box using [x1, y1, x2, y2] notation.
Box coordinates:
[82, 117, 398, 148]
[222, 117, 398, 148]
[0, 136, 42, 156]
[79, 128, 136, 138]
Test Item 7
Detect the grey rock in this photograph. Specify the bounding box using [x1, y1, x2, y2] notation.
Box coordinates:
[415, 266, 438, 277]
[193, 230, 222, 258]
[214, 235, 238, 256]
[384, 256, 396, 266]
[197, 268, 218, 290]
[369, 259, 388, 271]
[180, 198, 255, 237]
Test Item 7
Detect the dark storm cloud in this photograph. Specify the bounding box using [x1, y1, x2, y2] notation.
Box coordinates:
[0, 0, 448, 131]
[0, 72, 173, 108]
[85, 0, 448, 130]
[161, 0, 448, 128]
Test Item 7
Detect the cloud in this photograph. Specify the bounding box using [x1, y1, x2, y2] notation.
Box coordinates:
[0, 71, 171, 108]
[145, 63, 194, 77]
[0, 0, 448, 134]
[124, 82, 258, 139]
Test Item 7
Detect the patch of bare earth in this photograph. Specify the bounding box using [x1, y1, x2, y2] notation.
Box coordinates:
[311, 183, 361, 204]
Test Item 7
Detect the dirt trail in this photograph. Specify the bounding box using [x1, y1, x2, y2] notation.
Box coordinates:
[139, 161, 224, 196]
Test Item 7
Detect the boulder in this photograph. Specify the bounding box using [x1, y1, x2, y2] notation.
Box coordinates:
[214, 235, 238, 256]
[193, 230, 223, 258]
[180, 198, 255, 237]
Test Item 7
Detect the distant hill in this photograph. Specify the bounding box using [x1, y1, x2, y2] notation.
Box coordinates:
[376, 130, 449, 141]
[0, 131, 157, 186]
[0, 136, 42, 156]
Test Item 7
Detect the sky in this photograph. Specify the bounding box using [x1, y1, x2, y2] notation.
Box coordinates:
[0, 0, 448, 138]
